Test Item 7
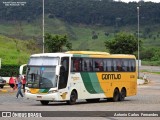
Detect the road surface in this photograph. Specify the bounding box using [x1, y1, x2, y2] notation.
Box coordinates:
[0, 67, 160, 119]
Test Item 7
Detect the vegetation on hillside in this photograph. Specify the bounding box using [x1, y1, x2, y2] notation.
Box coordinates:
[45, 33, 72, 52]
[0, 35, 40, 65]
[0, 17, 160, 65]
[105, 32, 140, 54]
[1, 0, 160, 26]
[0, 0, 160, 66]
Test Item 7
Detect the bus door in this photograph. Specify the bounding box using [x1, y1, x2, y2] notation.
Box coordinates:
[58, 57, 69, 89]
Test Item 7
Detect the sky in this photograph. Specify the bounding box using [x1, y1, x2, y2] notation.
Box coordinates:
[115, 0, 160, 3]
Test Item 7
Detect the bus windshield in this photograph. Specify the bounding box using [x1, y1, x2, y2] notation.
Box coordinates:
[26, 66, 57, 89]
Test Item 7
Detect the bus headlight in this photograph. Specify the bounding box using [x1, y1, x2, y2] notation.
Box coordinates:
[25, 89, 31, 93]
[48, 90, 58, 94]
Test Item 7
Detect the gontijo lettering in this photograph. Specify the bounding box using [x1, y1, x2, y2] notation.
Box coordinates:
[102, 74, 121, 80]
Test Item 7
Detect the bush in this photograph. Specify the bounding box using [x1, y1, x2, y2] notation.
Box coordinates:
[0, 65, 20, 77]
[140, 47, 160, 61]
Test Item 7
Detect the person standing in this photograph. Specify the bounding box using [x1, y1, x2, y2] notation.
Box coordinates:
[22, 76, 26, 93]
[9, 76, 15, 92]
[14, 75, 19, 90]
[16, 75, 24, 98]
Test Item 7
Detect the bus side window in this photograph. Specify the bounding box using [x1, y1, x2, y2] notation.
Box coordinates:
[129, 60, 135, 72]
[92, 60, 97, 71]
[71, 58, 82, 72]
[99, 60, 104, 71]
[131, 60, 135, 72]
[71, 58, 74, 72]
[82, 60, 87, 71]
[104, 59, 107, 71]
[113, 59, 117, 72]
[128, 60, 131, 72]
[127, 60, 130, 71]
[73, 59, 79, 72]
[89, 60, 93, 71]
[82, 58, 92, 72]
[116, 59, 122, 71]
[106, 59, 112, 72]
[122, 60, 127, 72]
[93, 59, 104, 72]
[104, 62, 107, 71]
[93, 59, 103, 72]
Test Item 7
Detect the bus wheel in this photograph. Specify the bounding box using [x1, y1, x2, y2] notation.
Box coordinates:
[86, 98, 100, 103]
[40, 101, 49, 105]
[119, 88, 126, 101]
[112, 88, 120, 102]
[67, 90, 77, 105]
[107, 98, 113, 102]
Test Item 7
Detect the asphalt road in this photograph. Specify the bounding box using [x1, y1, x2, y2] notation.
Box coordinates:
[0, 67, 160, 119]
[140, 66, 160, 72]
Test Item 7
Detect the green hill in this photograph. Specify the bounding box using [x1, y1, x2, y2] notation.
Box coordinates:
[0, 35, 39, 65]
[1, 17, 160, 48]
[0, 17, 160, 65]
[0, 18, 113, 51]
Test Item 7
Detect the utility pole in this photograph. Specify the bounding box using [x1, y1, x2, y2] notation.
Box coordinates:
[137, 6, 140, 78]
[42, 0, 44, 53]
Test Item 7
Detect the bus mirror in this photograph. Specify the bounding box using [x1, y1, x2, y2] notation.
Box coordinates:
[19, 64, 27, 75]
[55, 65, 60, 76]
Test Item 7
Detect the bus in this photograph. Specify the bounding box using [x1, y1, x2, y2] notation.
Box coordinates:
[25, 51, 137, 105]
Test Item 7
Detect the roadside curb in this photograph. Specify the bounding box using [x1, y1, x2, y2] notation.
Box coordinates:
[0, 89, 17, 93]
[137, 79, 145, 85]
[0, 86, 16, 93]
[0, 89, 8, 93]
[137, 79, 149, 85]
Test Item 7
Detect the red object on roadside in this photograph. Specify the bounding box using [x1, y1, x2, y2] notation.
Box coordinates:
[9, 77, 15, 84]
[22, 76, 26, 85]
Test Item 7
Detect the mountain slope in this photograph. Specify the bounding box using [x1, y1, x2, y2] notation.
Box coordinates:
[0, 35, 39, 65]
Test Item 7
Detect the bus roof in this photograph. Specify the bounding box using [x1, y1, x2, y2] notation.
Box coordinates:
[30, 51, 136, 59]
[30, 53, 72, 57]
[65, 51, 110, 55]
[66, 51, 135, 58]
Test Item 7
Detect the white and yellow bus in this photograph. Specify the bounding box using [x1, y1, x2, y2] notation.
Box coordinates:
[25, 51, 137, 105]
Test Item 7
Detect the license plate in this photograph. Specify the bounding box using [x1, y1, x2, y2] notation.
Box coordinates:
[37, 96, 42, 99]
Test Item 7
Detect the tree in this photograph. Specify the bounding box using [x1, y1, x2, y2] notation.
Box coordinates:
[45, 33, 72, 52]
[105, 32, 141, 54]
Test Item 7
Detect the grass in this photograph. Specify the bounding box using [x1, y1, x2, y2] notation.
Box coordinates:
[152, 72, 160, 74]
[140, 70, 160, 75]
[0, 35, 40, 65]
[0, 17, 160, 66]
[1, 17, 160, 51]
[142, 61, 160, 66]
[0, 18, 120, 51]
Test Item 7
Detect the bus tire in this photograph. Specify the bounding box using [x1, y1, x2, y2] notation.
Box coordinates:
[112, 88, 120, 102]
[66, 90, 77, 105]
[86, 98, 100, 103]
[119, 88, 126, 101]
[40, 101, 49, 105]
[107, 98, 113, 102]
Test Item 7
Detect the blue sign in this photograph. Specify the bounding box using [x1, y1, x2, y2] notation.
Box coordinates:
[41, 67, 45, 71]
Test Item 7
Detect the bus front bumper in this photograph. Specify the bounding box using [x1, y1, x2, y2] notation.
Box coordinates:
[25, 92, 59, 101]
